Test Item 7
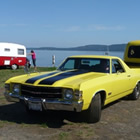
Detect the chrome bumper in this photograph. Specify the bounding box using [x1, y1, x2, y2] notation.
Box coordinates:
[4, 92, 83, 112]
[4, 92, 20, 102]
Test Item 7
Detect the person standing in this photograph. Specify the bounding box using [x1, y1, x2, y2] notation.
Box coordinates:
[29, 50, 37, 71]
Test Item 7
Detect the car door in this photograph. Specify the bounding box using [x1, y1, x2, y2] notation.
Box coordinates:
[109, 59, 131, 98]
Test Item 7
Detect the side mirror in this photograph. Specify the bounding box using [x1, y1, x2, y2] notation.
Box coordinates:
[117, 69, 124, 74]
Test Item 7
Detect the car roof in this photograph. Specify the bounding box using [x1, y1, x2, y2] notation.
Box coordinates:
[67, 55, 120, 59]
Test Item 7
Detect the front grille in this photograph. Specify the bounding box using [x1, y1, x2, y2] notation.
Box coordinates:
[21, 84, 62, 99]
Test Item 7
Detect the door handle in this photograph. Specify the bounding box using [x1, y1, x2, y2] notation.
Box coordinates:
[127, 75, 131, 77]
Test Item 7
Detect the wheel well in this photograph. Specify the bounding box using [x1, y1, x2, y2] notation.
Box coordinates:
[137, 81, 140, 88]
[135, 81, 140, 88]
[96, 91, 106, 107]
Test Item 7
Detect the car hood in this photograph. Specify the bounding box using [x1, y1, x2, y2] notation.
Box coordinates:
[8, 70, 106, 88]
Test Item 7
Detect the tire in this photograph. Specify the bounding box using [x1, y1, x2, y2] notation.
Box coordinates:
[11, 64, 18, 70]
[128, 83, 140, 100]
[86, 93, 101, 123]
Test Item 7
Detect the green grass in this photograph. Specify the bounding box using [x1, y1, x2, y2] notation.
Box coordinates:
[0, 66, 56, 88]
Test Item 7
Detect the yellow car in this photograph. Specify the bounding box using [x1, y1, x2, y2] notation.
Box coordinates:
[4, 55, 140, 123]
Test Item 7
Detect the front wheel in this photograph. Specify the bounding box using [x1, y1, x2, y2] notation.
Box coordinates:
[128, 83, 140, 100]
[86, 93, 101, 123]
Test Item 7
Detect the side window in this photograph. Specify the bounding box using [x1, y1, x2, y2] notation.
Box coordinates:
[112, 59, 125, 73]
[18, 49, 24, 55]
[4, 48, 10, 52]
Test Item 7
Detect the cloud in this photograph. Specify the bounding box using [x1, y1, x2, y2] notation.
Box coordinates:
[88, 24, 125, 31]
[61, 26, 81, 32]
[0, 24, 28, 27]
[0, 24, 8, 27]
[13, 24, 28, 27]
[58, 24, 125, 32]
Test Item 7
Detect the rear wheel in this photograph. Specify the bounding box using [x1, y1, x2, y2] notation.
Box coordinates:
[86, 93, 101, 123]
[128, 83, 140, 100]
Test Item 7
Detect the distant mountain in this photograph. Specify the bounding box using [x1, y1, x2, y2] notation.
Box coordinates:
[27, 43, 126, 52]
[109, 44, 126, 51]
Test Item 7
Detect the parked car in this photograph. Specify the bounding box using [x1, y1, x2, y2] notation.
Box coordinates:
[4, 52, 140, 123]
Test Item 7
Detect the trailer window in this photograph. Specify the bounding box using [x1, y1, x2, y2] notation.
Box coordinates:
[5, 48, 10, 52]
[18, 49, 24, 55]
[128, 45, 140, 58]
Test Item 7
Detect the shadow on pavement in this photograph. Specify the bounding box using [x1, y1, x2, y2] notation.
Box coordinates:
[0, 102, 95, 128]
[0, 99, 121, 128]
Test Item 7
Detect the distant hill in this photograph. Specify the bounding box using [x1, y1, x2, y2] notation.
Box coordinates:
[27, 43, 126, 52]
[109, 44, 126, 51]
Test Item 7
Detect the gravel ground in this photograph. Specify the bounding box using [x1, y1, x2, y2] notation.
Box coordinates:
[0, 87, 140, 140]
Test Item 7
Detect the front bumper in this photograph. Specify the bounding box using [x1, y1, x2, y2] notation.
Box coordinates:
[4, 92, 83, 112]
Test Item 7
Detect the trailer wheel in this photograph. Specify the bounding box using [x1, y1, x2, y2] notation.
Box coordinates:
[11, 64, 18, 70]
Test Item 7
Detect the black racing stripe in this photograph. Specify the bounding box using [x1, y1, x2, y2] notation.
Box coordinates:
[25, 72, 58, 84]
[39, 70, 87, 85]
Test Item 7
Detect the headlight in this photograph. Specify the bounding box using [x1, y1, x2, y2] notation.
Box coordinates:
[12, 84, 20, 95]
[64, 89, 73, 100]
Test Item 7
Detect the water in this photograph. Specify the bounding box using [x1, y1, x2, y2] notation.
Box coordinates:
[27, 50, 124, 67]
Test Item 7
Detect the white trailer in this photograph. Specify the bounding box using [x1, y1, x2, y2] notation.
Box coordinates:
[0, 43, 26, 69]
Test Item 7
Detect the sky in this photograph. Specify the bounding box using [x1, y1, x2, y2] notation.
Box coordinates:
[0, 0, 140, 48]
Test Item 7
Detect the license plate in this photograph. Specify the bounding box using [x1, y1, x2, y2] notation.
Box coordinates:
[28, 102, 42, 111]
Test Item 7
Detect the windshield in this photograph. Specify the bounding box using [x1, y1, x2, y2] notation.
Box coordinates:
[58, 58, 110, 73]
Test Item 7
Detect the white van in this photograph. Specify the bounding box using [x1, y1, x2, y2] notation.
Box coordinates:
[0, 43, 26, 69]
